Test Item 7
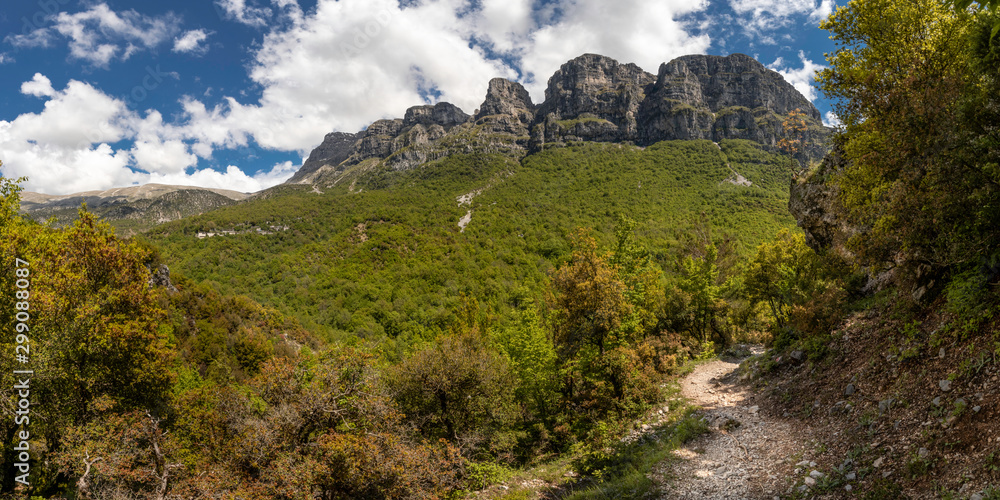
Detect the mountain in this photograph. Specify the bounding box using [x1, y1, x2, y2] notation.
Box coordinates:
[142, 52, 827, 339]
[289, 52, 828, 185]
[20, 183, 249, 234]
[0, 53, 848, 499]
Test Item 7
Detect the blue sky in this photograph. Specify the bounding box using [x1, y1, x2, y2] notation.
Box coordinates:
[0, 0, 839, 195]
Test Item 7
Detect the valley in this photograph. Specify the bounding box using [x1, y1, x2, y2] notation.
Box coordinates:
[3, 5, 1000, 494]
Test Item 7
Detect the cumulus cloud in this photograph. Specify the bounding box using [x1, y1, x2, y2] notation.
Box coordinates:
[767, 51, 824, 101]
[216, 0, 274, 27]
[173, 29, 211, 54]
[823, 111, 842, 128]
[12, 3, 181, 68]
[0, 76, 294, 194]
[175, 0, 713, 155]
[729, 0, 833, 41]
[146, 162, 297, 192]
[1, 76, 143, 193]
[20, 73, 56, 97]
[518, 0, 711, 95]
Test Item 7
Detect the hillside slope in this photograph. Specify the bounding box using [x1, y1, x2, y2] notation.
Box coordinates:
[148, 139, 796, 343]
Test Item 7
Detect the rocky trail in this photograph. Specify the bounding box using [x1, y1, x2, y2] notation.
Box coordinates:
[654, 350, 819, 499]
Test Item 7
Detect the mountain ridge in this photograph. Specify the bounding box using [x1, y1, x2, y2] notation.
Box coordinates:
[290, 52, 829, 185]
[20, 183, 250, 234]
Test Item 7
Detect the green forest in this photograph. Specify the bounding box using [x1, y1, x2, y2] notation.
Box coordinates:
[3, 0, 1000, 498]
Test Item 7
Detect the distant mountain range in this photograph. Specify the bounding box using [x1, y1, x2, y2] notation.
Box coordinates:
[20, 183, 249, 234]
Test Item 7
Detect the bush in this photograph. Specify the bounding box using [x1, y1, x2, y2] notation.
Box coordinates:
[393, 334, 520, 459]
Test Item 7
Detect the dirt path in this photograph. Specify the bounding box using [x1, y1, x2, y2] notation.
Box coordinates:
[652, 352, 813, 499]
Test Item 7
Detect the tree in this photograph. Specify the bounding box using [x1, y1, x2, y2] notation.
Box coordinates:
[393, 334, 518, 456]
[816, 0, 1000, 281]
[32, 210, 174, 428]
[493, 306, 558, 421]
[676, 244, 725, 341]
[778, 108, 809, 174]
[742, 230, 826, 328]
[551, 229, 632, 356]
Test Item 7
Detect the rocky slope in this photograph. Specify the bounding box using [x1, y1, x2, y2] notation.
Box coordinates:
[289, 52, 830, 186]
[21, 183, 249, 234]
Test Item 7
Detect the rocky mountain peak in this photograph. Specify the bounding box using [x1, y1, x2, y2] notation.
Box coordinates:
[291, 52, 831, 186]
[539, 53, 655, 120]
[403, 102, 470, 129]
[290, 131, 362, 183]
[531, 54, 656, 144]
[657, 54, 820, 121]
[475, 78, 534, 122]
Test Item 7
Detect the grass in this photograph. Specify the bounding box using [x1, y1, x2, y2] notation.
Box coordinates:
[558, 410, 708, 500]
[481, 358, 715, 500]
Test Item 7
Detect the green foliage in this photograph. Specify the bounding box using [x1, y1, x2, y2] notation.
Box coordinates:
[741, 230, 839, 332]
[465, 461, 515, 490]
[393, 334, 520, 458]
[494, 307, 560, 422]
[0, 136, 813, 497]
[819, 0, 1000, 292]
[677, 244, 725, 341]
[147, 141, 795, 347]
[566, 409, 708, 500]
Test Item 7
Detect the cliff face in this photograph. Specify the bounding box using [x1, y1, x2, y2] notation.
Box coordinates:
[639, 54, 826, 155]
[290, 53, 831, 185]
[788, 142, 855, 255]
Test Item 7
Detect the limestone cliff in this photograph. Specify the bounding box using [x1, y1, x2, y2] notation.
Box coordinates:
[788, 142, 855, 255]
[290, 52, 831, 186]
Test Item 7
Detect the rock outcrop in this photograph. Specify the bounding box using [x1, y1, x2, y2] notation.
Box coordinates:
[638, 54, 827, 158]
[474, 78, 535, 140]
[290, 52, 831, 185]
[788, 142, 855, 255]
[289, 131, 361, 183]
[532, 54, 655, 146]
[148, 264, 178, 292]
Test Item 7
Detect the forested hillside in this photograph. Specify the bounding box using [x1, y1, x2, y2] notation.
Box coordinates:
[0, 126, 826, 498]
[12, 0, 1000, 491]
[148, 139, 796, 346]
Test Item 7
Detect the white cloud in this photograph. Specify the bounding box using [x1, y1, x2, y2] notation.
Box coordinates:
[20, 73, 56, 98]
[810, 0, 836, 22]
[216, 0, 274, 27]
[146, 162, 296, 192]
[173, 29, 211, 54]
[5, 28, 54, 49]
[0, 53, 15, 64]
[173, 0, 713, 155]
[13, 3, 181, 68]
[518, 0, 711, 95]
[823, 111, 842, 128]
[132, 139, 198, 174]
[729, 0, 834, 41]
[0, 76, 286, 195]
[0, 77, 142, 193]
[767, 51, 824, 101]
